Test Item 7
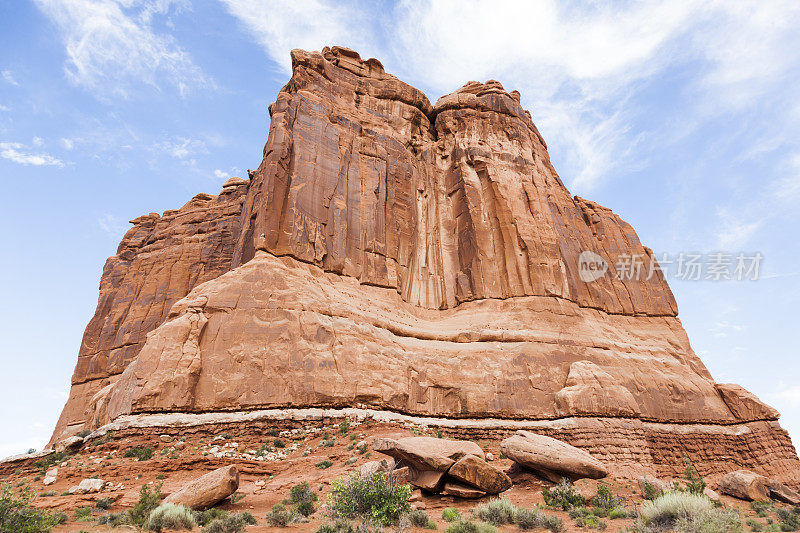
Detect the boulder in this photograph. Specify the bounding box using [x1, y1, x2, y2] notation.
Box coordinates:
[408, 468, 446, 492]
[442, 482, 486, 499]
[43, 467, 58, 486]
[358, 458, 394, 478]
[55, 436, 83, 454]
[766, 479, 800, 504]
[373, 436, 482, 472]
[164, 465, 239, 510]
[447, 454, 511, 495]
[69, 478, 104, 494]
[500, 431, 607, 481]
[718, 470, 770, 501]
[703, 487, 721, 502]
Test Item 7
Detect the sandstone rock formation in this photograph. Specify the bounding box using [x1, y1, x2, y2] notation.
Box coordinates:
[49, 46, 800, 487]
[501, 431, 607, 482]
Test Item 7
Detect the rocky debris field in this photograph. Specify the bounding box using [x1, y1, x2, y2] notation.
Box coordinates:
[2, 419, 799, 532]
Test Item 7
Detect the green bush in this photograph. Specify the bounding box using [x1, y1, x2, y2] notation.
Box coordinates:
[315, 518, 383, 533]
[32, 452, 70, 475]
[746, 518, 764, 531]
[128, 483, 163, 526]
[95, 497, 114, 510]
[539, 514, 565, 533]
[328, 472, 411, 526]
[472, 498, 515, 525]
[513, 507, 540, 530]
[124, 446, 155, 461]
[640, 479, 664, 501]
[74, 506, 92, 521]
[608, 507, 630, 520]
[274, 438, 286, 448]
[591, 484, 622, 511]
[442, 507, 462, 522]
[673, 507, 742, 532]
[316, 459, 334, 469]
[409, 508, 437, 529]
[97, 511, 132, 527]
[288, 481, 318, 517]
[542, 479, 585, 510]
[751, 500, 773, 517]
[678, 456, 706, 495]
[339, 422, 350, 435]
[265, 503, 297, 527]
[0, 484, 64, 532]
[145, 503, 196, 531]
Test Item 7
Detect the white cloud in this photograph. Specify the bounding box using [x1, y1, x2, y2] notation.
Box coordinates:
[157, 136, 205, 159]
[714, 206, 764, 250]
[60, 138, 74, 150]
[34, 0, 208, 98]
[214, 169, 230, 180]
[0, 142, 64, 167]
[32, 136, 44, 147]
[769, 383, 800, 408]
[1, 70, 19, 86]
[97, 213, 126, 236]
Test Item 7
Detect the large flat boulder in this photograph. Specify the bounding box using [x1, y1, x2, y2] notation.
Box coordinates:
[442, 481, 486, 499]
[373, 436, 482, 472]
[447, 454, 511, 495]
[718, 470, 770, 501]
[164, 465, 239, 510]
[500, 431, 607, 481]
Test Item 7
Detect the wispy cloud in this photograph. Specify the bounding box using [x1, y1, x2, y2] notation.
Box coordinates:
[156, 136, 205, 159]
[97, 213, 126, 236]
[34, 0, 209, 98]
[1, 70, 19, 86]
[0, 142, 64, 167]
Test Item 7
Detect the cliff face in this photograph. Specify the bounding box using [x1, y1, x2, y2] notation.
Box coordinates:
[50, 47, 799, 484]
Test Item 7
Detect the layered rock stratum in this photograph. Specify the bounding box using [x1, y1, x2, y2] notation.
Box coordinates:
[50, 46, 799, 485]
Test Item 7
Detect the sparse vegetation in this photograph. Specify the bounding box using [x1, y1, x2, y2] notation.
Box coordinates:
[32, 451, 69, 475]
[442, 508, 462, 522]
[776, 506, 800, 531]
[472, 498, 516, 525]
[445, 520, 498, 533]
[201, 512, 256, 533]
[328, 471, 411, 526]
[95, 497, 114, 510]
[0, 483, 65, 532]
[274, 438, 286, 448]
[640, 479, 664, 501]
[316, 459, 334, 469]
[287, 481, 318, 517]
[124, 446, 155, 461]
[74, 506, 93, 521]
[265, 503, 298, 527]
[145, 503, 196, 531]
[339, 422, 350, 435]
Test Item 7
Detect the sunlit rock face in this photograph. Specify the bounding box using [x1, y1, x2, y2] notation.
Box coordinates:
[51, 47, 799, 485]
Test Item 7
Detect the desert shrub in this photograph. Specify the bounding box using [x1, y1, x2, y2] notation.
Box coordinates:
[751, 500, 773, 517]
[608, 507, 630, 520]
[542, 479, 585, 510]
[339, 422, 350, 435]
[539, 514, 565, 533]
[193, 507, 228, 526]
[0, 484, 64, 532]
[128, 483, 163, 526]
[97, 511, 132, 527]
[267, 428, 281, 437]
[328, 471, 411, 526]
[673, 507, 742, 532]
[776, 506, 800, 530]
[265, 503, 293, 527]
[145, 503, 196, 531]
[95, 497, 114, 510]
[202, 512, 257, 533]
[74, 506, 92, 521]
[679, 456, 706, 495]
[445, 521, 497, 533]
[409, 508, 436, 529]
[288, 481, 318, 516]
[317, 459, 334, 469]
[274, 438, 286, 448]
[124, 446, 155, 461]
[38, 491, 56, 498]
[442, 508, 462, 522]
[746, 518, 764, 531]
[591, 484, 622, 511]
[316, 519, 384, 533]
[633, 491, 741, 532]
[472, 498, 516, 525]
[513, 507, 540, 530]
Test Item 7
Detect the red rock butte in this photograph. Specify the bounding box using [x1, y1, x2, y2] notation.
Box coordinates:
[51, 46, 799, 485]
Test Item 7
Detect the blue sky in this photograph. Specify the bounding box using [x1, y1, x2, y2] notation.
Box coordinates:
[0, 0, 798, 457]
